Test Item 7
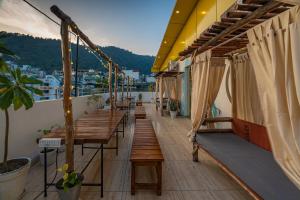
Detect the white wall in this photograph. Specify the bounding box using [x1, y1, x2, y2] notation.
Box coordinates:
[0, 92, 155, 162]
[0, 96, 97, 162]
[124, 92, 155, 102]
[108, 92, 155, 103]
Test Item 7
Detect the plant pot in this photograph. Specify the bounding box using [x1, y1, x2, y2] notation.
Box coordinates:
[170, 111, 177, 120]
[0, 158, 31, 200]
[39, 148, 56, 166]
[56, 174, 83, 200]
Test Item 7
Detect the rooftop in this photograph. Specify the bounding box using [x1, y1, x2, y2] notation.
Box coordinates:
[22, 104, 252, 200]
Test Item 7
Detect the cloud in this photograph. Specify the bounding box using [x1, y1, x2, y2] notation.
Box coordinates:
[0, 0, 59, 39]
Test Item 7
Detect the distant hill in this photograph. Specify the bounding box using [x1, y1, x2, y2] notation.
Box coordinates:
[1, 32, 154, 75]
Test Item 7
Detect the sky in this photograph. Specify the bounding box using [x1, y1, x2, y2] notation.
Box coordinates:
[0, 0, 175, 56]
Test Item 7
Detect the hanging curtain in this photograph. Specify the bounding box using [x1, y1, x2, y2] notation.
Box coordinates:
[163, 77, 176, 110]
[231, 53, 264, 124]
[247, 6, 300, 188]
[163, 77, 176, 99]
[187, 50, 225, 141]
[176, 76, 182, 101]
[206, 59, 226, 118]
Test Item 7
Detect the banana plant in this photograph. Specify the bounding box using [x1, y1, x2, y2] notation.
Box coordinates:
[0, 41, 43, 171]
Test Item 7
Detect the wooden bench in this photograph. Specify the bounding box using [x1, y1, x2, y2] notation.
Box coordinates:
[134, 106, 146, 120]
[130, 119, 164, 195]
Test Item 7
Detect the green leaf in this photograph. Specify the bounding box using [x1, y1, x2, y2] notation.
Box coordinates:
[0, 43, 15, 56]
[10, 69, 17, 80]
[24, 86, 43, 96]
[0, 75, 11, 85]
[0, 59, 9, 72]
[21, 75, 43, 84]
[13, 88, 23, 110]
[17, 87, 34, 110]
[15, 68, 21, 81]
[0, 88, 14, 109]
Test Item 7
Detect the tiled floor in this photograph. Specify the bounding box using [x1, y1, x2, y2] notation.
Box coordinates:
[22, 104, 252, 200]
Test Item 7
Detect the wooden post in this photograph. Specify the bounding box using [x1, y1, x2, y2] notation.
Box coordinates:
[230, 58, 237, 119]
[127, 76, 129, 99]
[121, 73, 124, 101]
[61, 21, 74, 171]
[130, 78, 132, 97]
[159, 76, 164, 116]
[114, 64, 118, 108]
[109, 60, 113, 110]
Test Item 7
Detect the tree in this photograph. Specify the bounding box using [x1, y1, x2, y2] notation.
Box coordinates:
[0, 40, 43, 171]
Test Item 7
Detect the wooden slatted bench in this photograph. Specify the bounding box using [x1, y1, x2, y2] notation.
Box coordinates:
[134, 106, 146, 120]
[130, 119, 164, 195]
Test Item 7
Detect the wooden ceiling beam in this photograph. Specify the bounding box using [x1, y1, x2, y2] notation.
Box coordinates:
[194, 0, 282, 55]
[50, 5, 122, 72]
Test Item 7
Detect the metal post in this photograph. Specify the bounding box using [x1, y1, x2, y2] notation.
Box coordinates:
[75, 35, 79, 97]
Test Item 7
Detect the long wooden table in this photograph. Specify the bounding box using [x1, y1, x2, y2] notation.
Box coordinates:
[116, 100, 130, 122]
[42, 109, 126, 198]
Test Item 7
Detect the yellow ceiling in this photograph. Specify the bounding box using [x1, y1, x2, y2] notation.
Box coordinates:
[152, 0, 235, 72]
[152, 0, 198, 72]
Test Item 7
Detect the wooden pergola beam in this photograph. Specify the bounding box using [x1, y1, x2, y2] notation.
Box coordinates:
[60, 21, 75, 171]
[50, 5, 122, 71]
[108, 60, 113, 110]
[126, 76, 129, 99]
[114, 64, 118, 108]
[194, 0, 282, 55]
[121, 73, 124, 101]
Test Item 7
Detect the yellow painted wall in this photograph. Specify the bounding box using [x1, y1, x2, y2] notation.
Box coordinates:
[160, 0, 235, 71]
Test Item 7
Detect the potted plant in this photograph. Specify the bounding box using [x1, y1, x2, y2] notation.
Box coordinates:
[169, 99, 178, 120]
[138, 93, 142, 101]
[56, 164, 83, 200]
[0, 43, 43, 199]
[104, 95, 114, 109]
[136, 93, 143, 106]
[87, 93, 104, 109]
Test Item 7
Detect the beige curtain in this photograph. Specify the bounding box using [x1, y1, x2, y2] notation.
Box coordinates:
[175, 76, 182, 101]
[231, 53, 264, 124]
[247, 6, 300, 188]
[206, 59, 226, 119]
[163, 77, 176, 99]
[155, 78, 159, 99]
[187, 50, 225, 141]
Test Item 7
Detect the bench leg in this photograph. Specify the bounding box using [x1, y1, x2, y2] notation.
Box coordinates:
[193, 143, 199, 162]
[156, 162, 162, 196]
[131, 163, 135, 195]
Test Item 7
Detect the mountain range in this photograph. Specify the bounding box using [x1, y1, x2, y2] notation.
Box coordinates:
[1, 32, 155, 75]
